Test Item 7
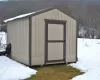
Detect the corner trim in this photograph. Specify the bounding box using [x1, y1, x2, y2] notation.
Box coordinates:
[29, 16, 32, 66]
[76, 22, 79, 62]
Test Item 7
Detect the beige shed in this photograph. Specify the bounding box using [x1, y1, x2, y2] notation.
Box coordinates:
[4, 7, 77, 66]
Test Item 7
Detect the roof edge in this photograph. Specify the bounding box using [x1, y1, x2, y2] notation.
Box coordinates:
[4, 6, 56, 23]
[4, 6, 77, 23]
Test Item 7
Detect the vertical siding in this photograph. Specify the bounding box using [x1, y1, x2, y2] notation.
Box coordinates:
[31, 9, 77, 65]
[7, 18, 29, 65]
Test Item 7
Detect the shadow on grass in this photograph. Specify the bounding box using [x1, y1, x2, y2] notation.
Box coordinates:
[27, 64, 84, 80]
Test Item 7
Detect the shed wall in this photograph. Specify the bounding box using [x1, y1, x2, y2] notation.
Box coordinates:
[7, 18, 29, 65]
[31, 9, 77, 65]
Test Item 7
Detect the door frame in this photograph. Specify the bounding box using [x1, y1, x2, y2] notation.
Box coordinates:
[45, 19, 66, 64]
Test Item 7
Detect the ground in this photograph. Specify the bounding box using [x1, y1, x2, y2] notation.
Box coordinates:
[27, 65, 83, 80]
[28, 38, 100, 80]
[71, 38, 100, 80]
[0, 56, 37, 80]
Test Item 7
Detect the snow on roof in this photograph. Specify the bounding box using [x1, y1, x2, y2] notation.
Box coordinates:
[4, 12, 36, 23]
[4, 7, 54, 23]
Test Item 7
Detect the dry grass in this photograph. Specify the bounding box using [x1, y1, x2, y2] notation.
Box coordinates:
[27, 65, 83, 80]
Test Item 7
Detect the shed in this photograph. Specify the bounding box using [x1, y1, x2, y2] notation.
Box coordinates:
[4, 7, 77, 66]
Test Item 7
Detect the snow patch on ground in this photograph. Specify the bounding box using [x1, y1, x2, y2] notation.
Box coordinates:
[70, 38, 100, 80]
[0, 32, 7, 44]
[0, 31, 7, 52]
[0, 56, 37, 80]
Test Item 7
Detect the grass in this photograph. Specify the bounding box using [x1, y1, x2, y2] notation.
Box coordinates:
[27, 65, 84, 80]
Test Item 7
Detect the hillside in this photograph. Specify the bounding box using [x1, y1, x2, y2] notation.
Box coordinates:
[0, 0, 100, 25]
[0, 0, 100, 38]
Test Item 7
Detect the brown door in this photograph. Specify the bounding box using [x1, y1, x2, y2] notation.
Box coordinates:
[45, 19, 66, 64]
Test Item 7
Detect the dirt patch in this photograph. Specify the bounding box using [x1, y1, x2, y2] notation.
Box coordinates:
[27, 65, 83, 80]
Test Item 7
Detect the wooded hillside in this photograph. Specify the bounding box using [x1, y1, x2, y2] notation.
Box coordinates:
[0, 0, 100, 38]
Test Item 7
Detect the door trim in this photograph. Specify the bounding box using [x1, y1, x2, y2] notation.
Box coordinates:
[45, 19, 66, 64]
